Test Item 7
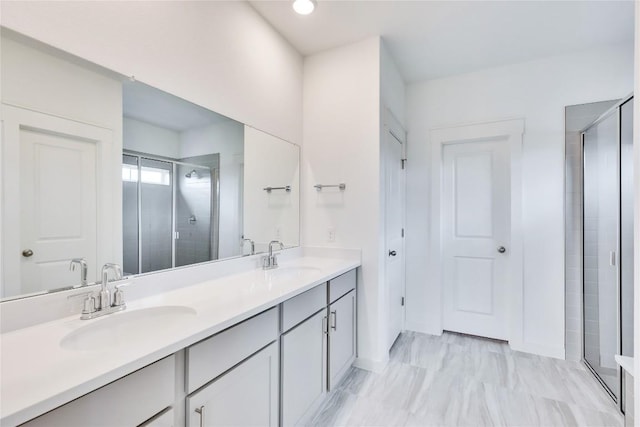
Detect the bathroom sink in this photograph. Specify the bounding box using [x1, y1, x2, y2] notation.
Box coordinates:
[61, 306, 197, 351]
[266, 266, 321, 280]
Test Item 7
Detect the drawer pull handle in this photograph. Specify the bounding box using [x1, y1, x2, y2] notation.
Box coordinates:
[330, 310, 337, 331]
[322, 316, 328, 334]
[195, 405, 205, 427]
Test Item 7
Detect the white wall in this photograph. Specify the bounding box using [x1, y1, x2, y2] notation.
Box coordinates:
[302, 37, 385, 369]
[406, 44, 634, 357]
[181, 121, 245, 259]
[243, 126, 299, 250]
[381, 41, 407, 128]
[123, 117, 180, 159]
[0, 1, 303, 145]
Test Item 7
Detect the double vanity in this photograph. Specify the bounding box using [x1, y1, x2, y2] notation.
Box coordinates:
[0, 26, 360, 427]
[0, 250, 360, 426]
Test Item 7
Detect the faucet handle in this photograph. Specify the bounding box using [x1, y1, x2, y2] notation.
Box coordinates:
[115, 281, 130, 300]
[113, 282, 130, 307]
[67, 291, 96, 315]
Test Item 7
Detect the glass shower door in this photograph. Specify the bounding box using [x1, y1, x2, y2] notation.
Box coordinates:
[139, 158, 174, 273]
[582, 112, 619, 400]
[122, 154, 139, 276]
[620, 99, 634, 358]
[175, 164, 212, 267]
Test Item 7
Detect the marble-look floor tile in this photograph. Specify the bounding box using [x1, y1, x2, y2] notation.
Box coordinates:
[308, 390, 358, 427]
[363, 362, 428, 411]
[306, 331, 622, 427]
[343, 396, 410, 427]
[335, 367, 375, 396]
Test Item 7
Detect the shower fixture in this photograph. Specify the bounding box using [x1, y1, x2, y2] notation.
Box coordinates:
[185, 169, 199, 179]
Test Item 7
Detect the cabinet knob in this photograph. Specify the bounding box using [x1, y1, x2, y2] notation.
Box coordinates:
[497, 246, 506, 254]
[388, 250, 397, 257]
[22, 249, 34, 258]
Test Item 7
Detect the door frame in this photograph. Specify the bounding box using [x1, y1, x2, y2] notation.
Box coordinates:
[382, 107, 407, 349]
[1, 104, 117, 297]
[430, 118, 524, 347]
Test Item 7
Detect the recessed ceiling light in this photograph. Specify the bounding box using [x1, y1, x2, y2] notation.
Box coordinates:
[293, 0, 316, 15]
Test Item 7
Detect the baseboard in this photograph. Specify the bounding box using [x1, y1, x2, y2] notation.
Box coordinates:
[353, 356, 388, 373]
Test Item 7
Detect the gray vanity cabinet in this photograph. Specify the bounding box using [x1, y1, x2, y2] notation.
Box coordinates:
[184, 308, 280, 427]
[186, 342, 279, 427]
[281, 309, 328, 426]
[21, 356, 175, 427]
[280, 270, 357, 426]
[328, 289, 356, 390]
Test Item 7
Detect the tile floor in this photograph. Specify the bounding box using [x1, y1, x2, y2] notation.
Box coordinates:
[309, 331, 623, 426]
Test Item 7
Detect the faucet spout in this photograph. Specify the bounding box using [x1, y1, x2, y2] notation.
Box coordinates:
[263, 241, 285, 270]
[268, 240, 285, 257]
[69, 258, 88, 286]
[99, 263, 122, 310]
[242, 238, 255, 255]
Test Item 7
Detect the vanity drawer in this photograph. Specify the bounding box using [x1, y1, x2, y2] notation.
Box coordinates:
[186, 307, 278, 394]
[281, 282, 327, 332]
[23, 356, 175, 427]
[139, 407, 174, 427]
[329, 269, 356, 303]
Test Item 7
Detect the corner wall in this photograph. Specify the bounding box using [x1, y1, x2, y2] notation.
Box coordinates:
[301, 37, 385, 368]
[406, 44, 634, 357]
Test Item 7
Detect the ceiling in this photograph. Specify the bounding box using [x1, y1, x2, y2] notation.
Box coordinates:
[249, 1, 635, 83]
[123, 81, 233, 132]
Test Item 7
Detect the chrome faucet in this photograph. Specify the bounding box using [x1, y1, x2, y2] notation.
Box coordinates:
[242, 238, 255, 256]
[99, 263, 122, 310]
[69, 258, 88, 286]
[262, 240, 284, 270]
[76, 263, 127, 320]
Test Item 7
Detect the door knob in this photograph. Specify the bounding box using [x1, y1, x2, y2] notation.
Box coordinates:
[497, 246, 506, 254]
[389, 250, 397, 257]
[22, 249, 34, 258]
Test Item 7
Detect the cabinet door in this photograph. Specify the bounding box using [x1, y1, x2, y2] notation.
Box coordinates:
[186, 342, 279, 427]
[281, 309, 327, 426]
[329, 290, 356, 390]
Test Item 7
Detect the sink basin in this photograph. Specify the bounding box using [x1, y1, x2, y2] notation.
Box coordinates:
[266, 266, 321, 280]
[61, 306, 197, 351]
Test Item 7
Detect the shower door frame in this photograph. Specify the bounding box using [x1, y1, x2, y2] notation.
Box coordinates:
[580, 94, 633, 410]
[123, 150, 220, 274]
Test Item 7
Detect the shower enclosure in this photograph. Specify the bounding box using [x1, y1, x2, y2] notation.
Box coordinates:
[581, 95, 634, 406]
[122, 153, 219, 275]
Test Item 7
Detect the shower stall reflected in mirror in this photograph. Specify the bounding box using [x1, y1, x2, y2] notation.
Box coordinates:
[581, 95, 634, 407]
[122, 153, 220, 276]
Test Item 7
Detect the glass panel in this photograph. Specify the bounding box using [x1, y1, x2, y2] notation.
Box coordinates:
[583, 112, 619, 399]
[140, 158, 173, 274]
[175, 164, 213, 268]
[620, 99, 634, 357]
[122, 155, 139, 276]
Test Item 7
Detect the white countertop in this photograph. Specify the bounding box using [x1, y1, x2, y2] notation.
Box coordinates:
[615, 355, 634, 377]
[0, 255, 360, 426]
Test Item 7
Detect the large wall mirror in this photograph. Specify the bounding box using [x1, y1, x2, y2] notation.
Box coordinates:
[0, 29, 300, 300]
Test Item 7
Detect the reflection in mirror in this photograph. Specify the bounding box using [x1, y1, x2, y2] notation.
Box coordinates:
[243, 127, 300, 252]
[0, 30, 300, 301]
[121, 81, 244, 275]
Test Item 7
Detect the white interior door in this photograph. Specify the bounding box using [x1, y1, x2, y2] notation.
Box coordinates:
[385, 120, 406, 349]
[20, 129, 97, 293]
[2, 105, 115, 297]
[442, 138, 510, 340]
